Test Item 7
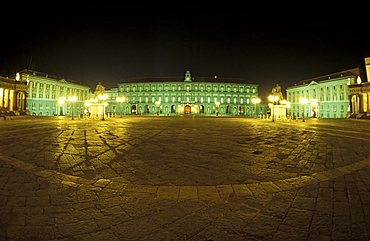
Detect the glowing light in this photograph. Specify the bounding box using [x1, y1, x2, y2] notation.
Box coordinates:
[251, 97, 261, 104]
[311, 99, 317, 107]
[357, 76, 362, 84]
[59, 97, 65, 106]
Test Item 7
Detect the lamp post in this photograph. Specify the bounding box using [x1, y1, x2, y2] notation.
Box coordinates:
[116, 96, 125, 117]
[299, 97, 308, 122]
[58, 97, 65, 116]
[68, 96, 77, 120]
[155, 100, 161, 116]
[98, 94, 108, 121]
[84, 100, 90, 118]
[215, 101, 220, 116]
[251, 97, 261, 118]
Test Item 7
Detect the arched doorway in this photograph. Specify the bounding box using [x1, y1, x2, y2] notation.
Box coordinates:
[239, 106, 244, 115]
[171, 105, 176, 113]
[144, 105, 149, 114]
[131, 105, 137, 114]
[200, 105, 204, 113]
[226, 105, 230, 114]
[184, 105, 191, 114]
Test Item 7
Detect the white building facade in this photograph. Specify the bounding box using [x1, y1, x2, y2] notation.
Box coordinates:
[286, 69, 359, 119]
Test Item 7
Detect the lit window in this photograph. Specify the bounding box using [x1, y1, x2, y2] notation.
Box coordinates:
[207, 97, 210, 103]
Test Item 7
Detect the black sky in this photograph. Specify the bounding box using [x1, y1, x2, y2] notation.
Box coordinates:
[1, 3, 369, 98]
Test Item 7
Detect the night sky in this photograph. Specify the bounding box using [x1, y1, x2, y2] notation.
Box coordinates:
[1, 3, 369, 99]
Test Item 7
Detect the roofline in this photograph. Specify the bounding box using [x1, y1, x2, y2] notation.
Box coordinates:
[15, 69, 89, 87]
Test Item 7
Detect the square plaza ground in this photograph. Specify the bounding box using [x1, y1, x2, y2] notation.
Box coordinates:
[1, 116, 370, 240]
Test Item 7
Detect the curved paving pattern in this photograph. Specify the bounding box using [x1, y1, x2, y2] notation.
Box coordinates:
[2, 117, 370, 240]
[2, 153, 370, 203]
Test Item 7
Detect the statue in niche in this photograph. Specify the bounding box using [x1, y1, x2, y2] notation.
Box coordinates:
[94, 82, 105, 97]
[271, 84, 284, 104]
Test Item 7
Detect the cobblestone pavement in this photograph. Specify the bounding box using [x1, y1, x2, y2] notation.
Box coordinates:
[1, 116, 370, 241]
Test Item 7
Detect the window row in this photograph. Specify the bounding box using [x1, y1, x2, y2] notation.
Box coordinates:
[120, 84, 256, 93]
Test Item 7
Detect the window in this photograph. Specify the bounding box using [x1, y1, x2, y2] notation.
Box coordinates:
[200, 97, 204, 103]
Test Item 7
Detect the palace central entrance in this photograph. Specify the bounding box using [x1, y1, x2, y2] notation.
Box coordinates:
[184, 105, 191, 114]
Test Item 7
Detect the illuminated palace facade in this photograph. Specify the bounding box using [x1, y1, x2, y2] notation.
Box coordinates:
[17, 70, 90, 116]
[286, 68, 359, 118]
[109, 71, 259, 116]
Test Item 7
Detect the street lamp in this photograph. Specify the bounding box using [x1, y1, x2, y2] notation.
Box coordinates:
[268, 95, 280, 122]
[68, 96, 77, 120]
[299, 97, 308, 122]
[98, 94, 108, 121]
[251, 97, 261, 118]
[116, 96, 125, 117]
[155, 100, 161, 115]
[58, 97, 65, 116]
[215, 101, 220, 116]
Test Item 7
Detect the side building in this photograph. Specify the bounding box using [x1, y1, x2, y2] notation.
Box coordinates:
[348, 57, 370, 118]
[17, 70, 90, 116]
[286, 68, 359, 118]
[0, 74, 28, 116]
[111, 71, 259, 116]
